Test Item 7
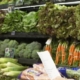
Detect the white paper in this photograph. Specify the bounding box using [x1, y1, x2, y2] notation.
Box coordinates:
[37, 51, 61, 80]
[46, 38, 52, 45]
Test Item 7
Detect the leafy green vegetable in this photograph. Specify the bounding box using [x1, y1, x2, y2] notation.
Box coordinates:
[37, 2, 80, 40]
[1, 10, 26, 33]
[17, 43, 27, 50]
[23, 11, 38, 32]
[0, 10, 38, 33]
[17, 41, 42, 59]
[66, 69, 80, 80]
[31, 50, 39, 59]
[18, 49, 25, 58]
[8, 40, 18, 48]
[23, 49, 32, 58]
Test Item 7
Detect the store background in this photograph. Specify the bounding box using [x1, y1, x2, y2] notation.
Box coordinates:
[0, 0, 80, 80]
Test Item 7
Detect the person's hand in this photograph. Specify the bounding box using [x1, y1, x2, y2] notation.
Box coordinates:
[20, 70, 34, 80]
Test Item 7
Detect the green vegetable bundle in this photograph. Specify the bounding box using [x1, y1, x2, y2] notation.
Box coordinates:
[37, 2, 80, 40]
[0, 39, 19, 57]
[0, 10, 26, 33]
[0, 58, 28, 80]
[23, 11, 38, 32]
[0, 0, 7, 5]
[0, 10, 38, 33]
[14, 41, 42, 59]
[66, 69, 80, 80]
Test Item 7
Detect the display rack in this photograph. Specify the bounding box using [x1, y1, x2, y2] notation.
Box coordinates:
[56, 1, 80, 5]
[0, 32, 49, 38]
[1, 0, 80, 10]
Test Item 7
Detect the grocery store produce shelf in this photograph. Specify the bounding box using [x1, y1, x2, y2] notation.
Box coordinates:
[18, 58, 41, 66]
[15, 4, 45, 9]
[1, 4, 45, 10]
[0, 32, 49, 38]
[1, 1, 80, 10]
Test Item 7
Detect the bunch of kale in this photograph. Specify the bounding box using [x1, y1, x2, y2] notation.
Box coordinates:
[37, 2, 80, 40]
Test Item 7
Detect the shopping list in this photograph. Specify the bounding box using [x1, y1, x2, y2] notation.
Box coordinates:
[37, 51, 61, 80]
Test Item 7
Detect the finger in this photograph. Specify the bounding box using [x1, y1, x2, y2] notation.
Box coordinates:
[21, 75, 28, 80]
[21, 74, 34, 80]
[27, 75, 34, 79]
[22, 70, 28, 76]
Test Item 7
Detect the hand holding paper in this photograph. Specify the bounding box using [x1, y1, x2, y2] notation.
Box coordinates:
[37, 51, 61, 80]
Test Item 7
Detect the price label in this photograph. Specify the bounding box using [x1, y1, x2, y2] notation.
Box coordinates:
[11, 31, 15, 35]
[8, 5, 14, 13]
[8, 0, 14, 13]
[5, 48, 15, 58]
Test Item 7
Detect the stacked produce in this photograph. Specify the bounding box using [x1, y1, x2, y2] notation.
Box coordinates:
[67, 42, 80, 67]
[51, 38, 58, 60]
[53, 39, 80, 67]
[0, 39, 18, 57]
[68, 42, 76, 66]
[23, 11, 38, 32]
[55, 40, 68, 65]
[0, 10, 38, 33]
[37, 2, 80, 40]
[15, 41, 42, 59]
[0, 39, 42, 59]
[1, 3, 80, 40]
[71, 45, 80, 67]
[0, 57, 28, 80]
[66, 69, 80, 80]
[0, 10, 25, 33]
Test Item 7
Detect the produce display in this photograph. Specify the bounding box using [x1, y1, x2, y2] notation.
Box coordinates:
[66, 69, 80, 80]
[23, 11, 38, 32]
[37, 2, 80, 40]
[0, 0, 7, 5]
[0, 10, 38, 33]
[0, 1, 80, 80]
[0, 39, 18, 57]
[0, 3, 80, 40]
[50, 39, 80, 67]
[0, 57, 28, 80]
[15, 41, 42, 59]
[0, 39, 42, 59]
